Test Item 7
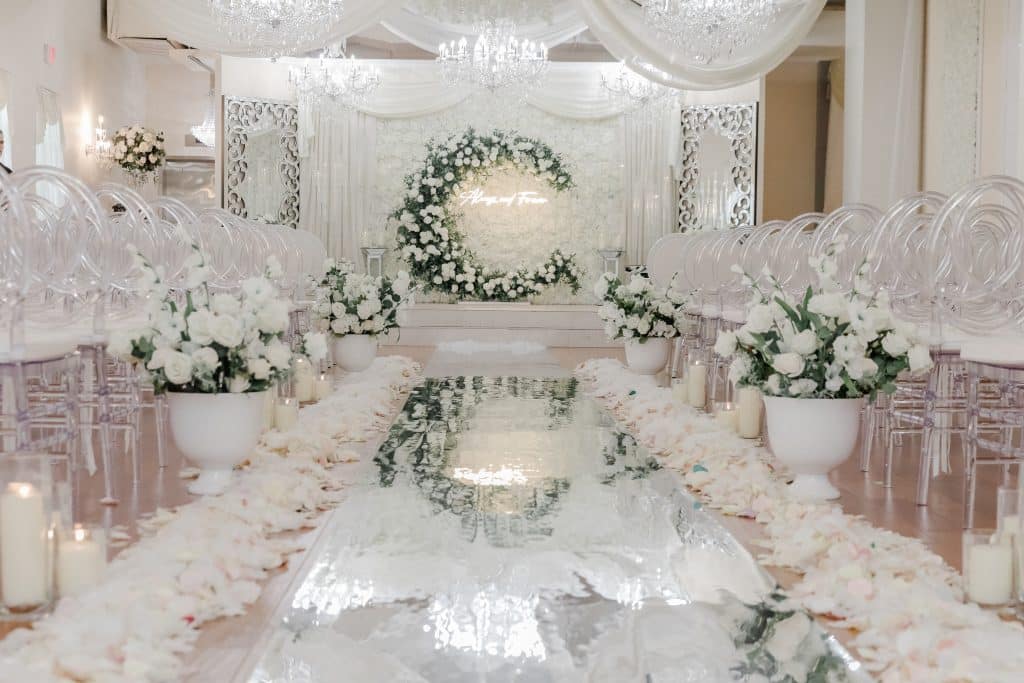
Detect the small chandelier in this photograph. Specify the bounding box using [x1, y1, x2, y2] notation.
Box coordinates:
[191, 90, 217, 147]
[289, 46, 382, 110]
[84, 115, 115, 169]
[208, 0, 346, 58]
[644, 0, 781, 65]
[438, 20, 549, 92]
[600, 63, 672, 110]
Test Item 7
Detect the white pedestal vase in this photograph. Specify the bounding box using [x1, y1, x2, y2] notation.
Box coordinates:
[624, 338, 671, 375]
[762, 396, 864, 501]
[332, 334, 378, 372]
[167, 391, 267, 496]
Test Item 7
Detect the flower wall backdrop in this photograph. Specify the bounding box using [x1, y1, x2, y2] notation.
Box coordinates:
[372, 94, 625, 304]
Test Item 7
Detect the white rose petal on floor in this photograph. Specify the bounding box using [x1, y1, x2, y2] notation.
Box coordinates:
[575, 359, 1024, 680]
[0, 357, 421, 682]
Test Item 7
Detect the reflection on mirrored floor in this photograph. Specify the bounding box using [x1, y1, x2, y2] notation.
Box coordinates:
[246, 377, 866, 682]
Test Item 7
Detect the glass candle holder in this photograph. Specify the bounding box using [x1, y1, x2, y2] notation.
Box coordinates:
[0, 454, 62, 620]
[736, 386, 763, 439]
[670, 376, 688, 405]
[314, 372, 332, 401]
[686, 359, 707, 410]
[56, 524, 107, 598]
[274, 397, 300, 432]
[963, 529, 1014, 607]
[291, 355, 315, 403]
[713, 401, 738, 432]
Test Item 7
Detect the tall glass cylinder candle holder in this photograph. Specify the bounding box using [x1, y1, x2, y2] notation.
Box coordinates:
[57, 524, 107, 598]
[996, 486, 1021, 604]
[687, 359, 707, 410]
[291, 355, 315, 403]
[737, 386, 763, 439]
[963, 529, 1014, 607]
[0, 454, 62, 620]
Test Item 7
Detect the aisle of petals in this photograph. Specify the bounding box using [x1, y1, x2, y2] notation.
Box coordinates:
[577, 359, 1024, 683]
[0, 357, 421, 683]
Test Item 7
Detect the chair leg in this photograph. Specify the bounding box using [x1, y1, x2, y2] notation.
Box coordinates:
[916, 366, 940, 506]
[963, 371, 980, 529]
[91, 347, 117, 505]
[859, 400, 876, 473]
[155, 393, 167, 469]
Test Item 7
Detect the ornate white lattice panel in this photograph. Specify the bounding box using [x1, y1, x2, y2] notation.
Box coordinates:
[224, 97, 300, 229]
[677, 103, 758, 232]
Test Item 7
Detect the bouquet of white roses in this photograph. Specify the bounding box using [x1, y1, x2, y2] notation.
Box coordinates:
[110, 243, 327, 394]
[594, 273, 689, 342]
[315, 260, 413, 337]
[715, 237, 933, 400]
[111, 125, 166, 183]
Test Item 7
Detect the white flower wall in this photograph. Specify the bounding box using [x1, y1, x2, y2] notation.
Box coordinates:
[372, 94, 625, 303]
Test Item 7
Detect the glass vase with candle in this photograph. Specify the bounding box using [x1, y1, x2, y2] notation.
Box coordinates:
[291, 355, 316, 403]
[687, 359, 707, 410]
[963, 529, 1014, 607]
[57, 524, 107, 598]
[0, 454, 62, 620]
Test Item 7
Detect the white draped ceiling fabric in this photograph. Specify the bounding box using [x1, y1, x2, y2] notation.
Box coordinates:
[109, 0, 826, 264]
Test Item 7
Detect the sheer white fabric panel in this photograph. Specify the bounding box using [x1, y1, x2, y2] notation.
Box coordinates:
[571, 0, 826, 91]
[382, 2, 587, 54]
[623, 103, 678, 266]
[299, 109, 377, 265]
[107, 0, 402, 55]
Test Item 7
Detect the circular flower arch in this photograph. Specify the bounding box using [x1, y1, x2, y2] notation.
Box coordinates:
[392, 128, 583, 302]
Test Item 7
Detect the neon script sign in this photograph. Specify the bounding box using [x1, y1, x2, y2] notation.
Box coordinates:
[458, 188, 549, 208]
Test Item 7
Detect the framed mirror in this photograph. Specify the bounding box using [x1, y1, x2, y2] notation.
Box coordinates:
[0, 69, 10, 171]
[35, 87, 65, 169]
[224, 97, 299, 228]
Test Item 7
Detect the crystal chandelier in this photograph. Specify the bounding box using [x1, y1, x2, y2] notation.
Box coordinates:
[438, 20, 549, 92]
[288, 46, 382, 110]
[644, 0, 781, 65]
[600, 63, 672, 110]
[208, 0, 346, 58]
[409, 0, 553, 25]
[191, 91, 217, 147]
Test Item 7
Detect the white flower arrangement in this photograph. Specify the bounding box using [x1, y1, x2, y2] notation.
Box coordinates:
[315, 259, 413, 337]
[715, 238, 933, 399]
[111, 125, 166, 184]
[595, 272, 689, 342]
[392, 128, 583, 301]
[110, 243, 326, 393]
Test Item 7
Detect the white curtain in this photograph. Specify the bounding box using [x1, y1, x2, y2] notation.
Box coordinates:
[34, 89, 64, 169]
[571, 0, 826, 91]
[623, 102, 679, 266]
[299, 109, 376, 265]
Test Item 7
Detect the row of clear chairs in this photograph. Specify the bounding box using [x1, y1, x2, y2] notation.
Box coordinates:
[0, 166, 328, 510]
[648, 176, 1024, 527]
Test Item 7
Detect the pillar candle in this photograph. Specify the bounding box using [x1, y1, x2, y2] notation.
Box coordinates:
[314, 374, 332, 401]
[57, 525, 106, 598]
[294, 363, 316, 403]
[715, 405, 739, 432]
[737, 386, 763, 439]
[687, 363, 707, 409]
[966, 542, 1014, 605]
[262, 389, 276, 431]
[274, 399, 299, 432]
[0, 483, 49, 608]
[671, 379, 688, 405]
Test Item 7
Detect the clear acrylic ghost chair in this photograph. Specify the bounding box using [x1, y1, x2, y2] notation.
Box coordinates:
[937, 177, 1024, 525]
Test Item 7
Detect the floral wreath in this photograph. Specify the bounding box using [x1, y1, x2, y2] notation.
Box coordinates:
[392, 128, 583, 302]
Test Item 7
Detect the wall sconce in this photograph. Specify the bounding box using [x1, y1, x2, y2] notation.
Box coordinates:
[84, 115, 114, 169]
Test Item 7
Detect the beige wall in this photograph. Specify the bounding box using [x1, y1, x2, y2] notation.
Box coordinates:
[762, 60, 820, 222]
[0, 0, 146, 184]
[145, 62, 215, 160]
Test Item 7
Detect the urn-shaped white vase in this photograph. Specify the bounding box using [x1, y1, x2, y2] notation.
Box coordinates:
[332, 334, 378, 372]
[624, 338, 671, 375]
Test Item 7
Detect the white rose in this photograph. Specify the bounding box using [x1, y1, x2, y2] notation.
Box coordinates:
[808, 292, 844, 318]
[788, 378, 818, 396]
[209, 314, 244, 348]
[784, 329, 819, 356]
[256, 299, 290, 334]
[211, 293, 241, 316]
[744, 304, 774, 334]
[765, 373, 783, 395]
[302, 332, 328, 363]
[881, 333, 910, 357]
[714, 331, 737, 357]
[191, 347, 219, 371]
[772, 352, 805, 378]
[163, 351, 194, 385]
[248, 357, 271, 381]
[908, 345, 932, 373]
[265, 340, 292, 369]
[846, 356, 878, 381]
[331, 318, 349, 335]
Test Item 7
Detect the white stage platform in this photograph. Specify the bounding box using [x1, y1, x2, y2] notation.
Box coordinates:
[394, 303, 617, 347]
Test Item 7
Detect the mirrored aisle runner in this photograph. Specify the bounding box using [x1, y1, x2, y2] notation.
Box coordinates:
[242, 354, 867, 682]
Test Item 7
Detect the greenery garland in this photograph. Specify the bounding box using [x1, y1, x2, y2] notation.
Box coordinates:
[392, 128, 583, 302]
